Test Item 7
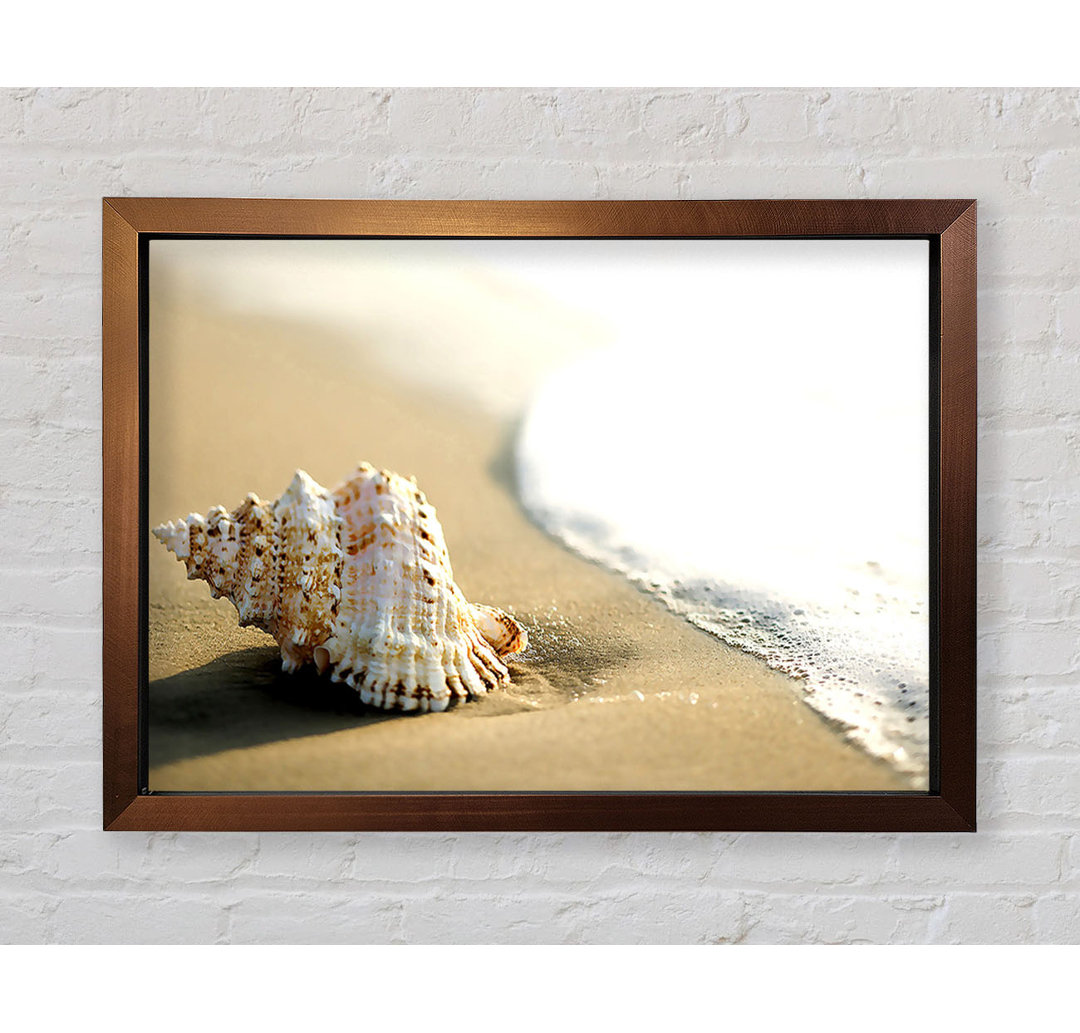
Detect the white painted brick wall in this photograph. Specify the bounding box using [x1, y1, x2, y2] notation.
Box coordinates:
[1, 87, 1077, 944]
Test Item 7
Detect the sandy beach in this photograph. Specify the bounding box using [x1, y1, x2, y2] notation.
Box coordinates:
[147, 244, 912, 793]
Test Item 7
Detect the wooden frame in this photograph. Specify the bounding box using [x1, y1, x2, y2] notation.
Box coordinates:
[103, 198, 976, 832]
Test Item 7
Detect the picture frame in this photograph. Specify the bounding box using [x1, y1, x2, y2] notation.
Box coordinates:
[102, 198, 975, 832]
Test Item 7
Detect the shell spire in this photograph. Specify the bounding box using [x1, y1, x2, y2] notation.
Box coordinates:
[152, 464, 528, 712]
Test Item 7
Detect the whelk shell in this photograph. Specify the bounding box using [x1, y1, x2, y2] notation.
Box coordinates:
[153, 462, 528, 712]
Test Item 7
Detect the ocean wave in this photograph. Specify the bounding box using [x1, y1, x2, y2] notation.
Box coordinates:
[516, 344, 930, 785]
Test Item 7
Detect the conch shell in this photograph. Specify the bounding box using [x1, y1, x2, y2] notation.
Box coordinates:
[153, 463, 527, 712]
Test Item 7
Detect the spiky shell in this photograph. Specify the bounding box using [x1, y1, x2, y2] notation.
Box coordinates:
[152, 463, 527, 712]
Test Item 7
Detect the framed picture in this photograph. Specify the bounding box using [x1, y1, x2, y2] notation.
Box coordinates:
[102, 199, 975, 831]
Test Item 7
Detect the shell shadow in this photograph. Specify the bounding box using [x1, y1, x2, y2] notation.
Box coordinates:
[147, 611, 642, 770]
[148, 646, 402, 768]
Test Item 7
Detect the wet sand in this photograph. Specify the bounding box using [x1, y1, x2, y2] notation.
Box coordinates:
[147, 256, 911, 793]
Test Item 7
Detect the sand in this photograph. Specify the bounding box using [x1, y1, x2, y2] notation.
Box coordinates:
[146, 253, 911, 793]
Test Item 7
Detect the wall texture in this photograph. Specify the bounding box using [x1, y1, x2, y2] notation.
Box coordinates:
[1, 87, 1077, 944]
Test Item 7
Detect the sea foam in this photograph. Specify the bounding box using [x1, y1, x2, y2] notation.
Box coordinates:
[516, 331, 930, 785]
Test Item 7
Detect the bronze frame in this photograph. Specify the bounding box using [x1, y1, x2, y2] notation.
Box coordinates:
[103, 198, 976, 832]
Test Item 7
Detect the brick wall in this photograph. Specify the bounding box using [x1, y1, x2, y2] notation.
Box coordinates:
[2, 87, 1077, 943]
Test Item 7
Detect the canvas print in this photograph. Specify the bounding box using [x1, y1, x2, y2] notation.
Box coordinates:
[147, 237, 930, 793]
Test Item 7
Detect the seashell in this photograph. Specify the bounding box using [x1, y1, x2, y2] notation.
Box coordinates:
[153, 462, 528, 712]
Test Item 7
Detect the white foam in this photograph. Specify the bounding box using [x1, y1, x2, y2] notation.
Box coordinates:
[516, 265, 930, 783]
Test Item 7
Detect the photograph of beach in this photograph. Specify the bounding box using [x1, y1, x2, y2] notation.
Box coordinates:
[147, 236, 930, 793]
